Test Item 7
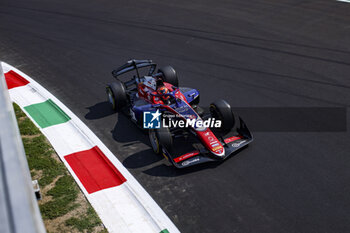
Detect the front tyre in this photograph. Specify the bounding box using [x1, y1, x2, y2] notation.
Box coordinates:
[149, 127, 173, 155]
[210, 99, 235, 132]
[149, 129, 161, 154]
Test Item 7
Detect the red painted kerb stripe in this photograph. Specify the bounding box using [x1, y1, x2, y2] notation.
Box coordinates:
[65, 146, 127, 194]
[4, 70, 29, 89]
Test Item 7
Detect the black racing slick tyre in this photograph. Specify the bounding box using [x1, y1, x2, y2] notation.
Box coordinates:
[158, 66, 179, 87]
[210, 99, 235, 132]
[149, 127, 173, 155]
[106, 80, 127, 111]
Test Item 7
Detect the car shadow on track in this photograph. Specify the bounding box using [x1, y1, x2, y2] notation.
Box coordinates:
[123, 148, 224, 177]
[123, 143, 247, 178]
[85, 101, 115, 120]
[122, 149, 163, 169]
[112, 111, 149, 144]
[140, 147, 246, 177]
[142, 162, 222, 177]
[86, 101, 244, 177]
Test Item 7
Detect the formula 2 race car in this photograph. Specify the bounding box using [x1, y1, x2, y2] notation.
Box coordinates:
[106, 59, 253, 168]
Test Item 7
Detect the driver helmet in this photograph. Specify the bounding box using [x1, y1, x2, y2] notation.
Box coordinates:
[157, 86, 170, 100]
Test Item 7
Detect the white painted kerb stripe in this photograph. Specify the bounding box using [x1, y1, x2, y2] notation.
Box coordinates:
[41, 122, 94, 156]
[90, 185, 160, 233]
[9, 85, 48, 106]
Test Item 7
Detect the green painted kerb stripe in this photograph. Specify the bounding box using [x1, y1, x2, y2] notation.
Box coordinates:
[160, 229, 169, 233]
[24, 99, 71, 128]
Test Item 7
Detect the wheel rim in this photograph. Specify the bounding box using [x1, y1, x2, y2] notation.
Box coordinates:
[149, 130, 160, 154]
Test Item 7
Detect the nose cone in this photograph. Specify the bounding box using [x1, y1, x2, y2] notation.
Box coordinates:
[196, 129, 225, 157]
[210, 146, 225, 157]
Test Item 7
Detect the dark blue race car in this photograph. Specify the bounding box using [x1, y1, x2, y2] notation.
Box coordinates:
[106, 59, 253, 168]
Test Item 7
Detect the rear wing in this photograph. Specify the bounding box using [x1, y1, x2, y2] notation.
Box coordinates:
[111, 59, 157, 79]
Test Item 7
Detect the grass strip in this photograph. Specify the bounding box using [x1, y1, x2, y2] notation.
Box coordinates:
[40, 175, 80, 219]
[13, 103, 106, 232]
[65, 207, 107, 232]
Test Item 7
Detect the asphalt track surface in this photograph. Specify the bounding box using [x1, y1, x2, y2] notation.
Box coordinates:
[1, 0, 350, 232]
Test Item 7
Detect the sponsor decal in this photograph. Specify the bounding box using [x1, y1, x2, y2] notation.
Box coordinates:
[143, 110, 161, 129]
[174, 151, 200, 163]
[182, 158, 200, 166]
[224, 136, 242, 144]
[208, 136, 214, 142]
[211, 143, 220, 147]
[212, 146, 222, 151]
[231, 140, 246, 148]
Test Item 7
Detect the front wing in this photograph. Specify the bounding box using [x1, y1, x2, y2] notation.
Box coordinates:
[162, 117, 253, 168]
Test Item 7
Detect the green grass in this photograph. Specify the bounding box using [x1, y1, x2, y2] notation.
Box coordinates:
[13, 103, 40, 135]
[13, 103, 26, 117]
[47, 175, 79, 199]
[40, 175, 80, 219]
[13, 103, 106, 232]
[65, 206, 104, 232]
[19, 117, 41, 135]
[40, 196, 80, 220]
[22, 135, 65, 186]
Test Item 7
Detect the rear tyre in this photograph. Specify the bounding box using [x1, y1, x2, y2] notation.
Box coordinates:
[149, 127, 173, 155]
[158, 66, 179, 87]
[106, 80, 127, 111]
[210, 99, 235, 132]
